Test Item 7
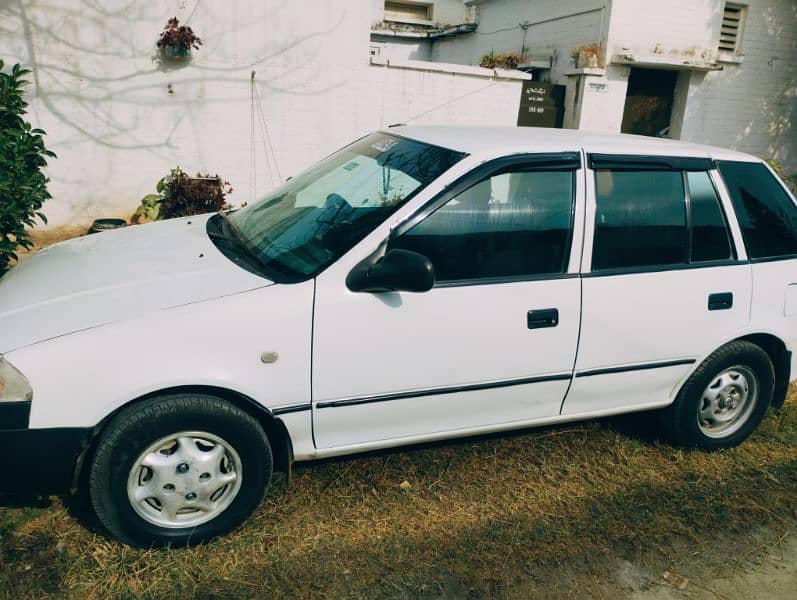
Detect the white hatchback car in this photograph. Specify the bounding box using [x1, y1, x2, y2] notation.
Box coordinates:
[1, 126, 795, 546]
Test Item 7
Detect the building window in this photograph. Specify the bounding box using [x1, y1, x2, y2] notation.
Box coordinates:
[384, 1, 433, 24]
[718, 3, 746, 54]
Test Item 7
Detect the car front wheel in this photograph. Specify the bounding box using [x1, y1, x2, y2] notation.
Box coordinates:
[89, 393, 272, 547]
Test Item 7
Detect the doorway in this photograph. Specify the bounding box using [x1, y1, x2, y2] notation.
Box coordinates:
[621, 68, 678, 137]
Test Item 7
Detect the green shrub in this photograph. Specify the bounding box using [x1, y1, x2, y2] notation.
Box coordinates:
[0, 61, 55, 275]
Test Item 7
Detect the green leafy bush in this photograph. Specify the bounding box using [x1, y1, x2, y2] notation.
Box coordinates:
[0, 61, 55, 275]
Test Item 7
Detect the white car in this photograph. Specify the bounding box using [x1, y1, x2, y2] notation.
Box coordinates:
[1, 126, 795, 546]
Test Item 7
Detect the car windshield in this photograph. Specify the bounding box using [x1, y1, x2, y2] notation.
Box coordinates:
[226, 133, 465, 281]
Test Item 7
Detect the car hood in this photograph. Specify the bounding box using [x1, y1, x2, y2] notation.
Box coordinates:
[0, 214, 272, 353]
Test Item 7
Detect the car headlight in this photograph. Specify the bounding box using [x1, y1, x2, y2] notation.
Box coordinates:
[0, 357, 32, 403]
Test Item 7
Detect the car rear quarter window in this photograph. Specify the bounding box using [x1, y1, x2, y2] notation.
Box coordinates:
[687, 171, 733, 262]
[592, 170, 687, 270]
[717, 161, 797, 259]
[391, 169, 574, 282]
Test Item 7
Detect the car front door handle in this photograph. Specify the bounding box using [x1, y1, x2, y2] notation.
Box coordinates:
[527, 308, 559, 329]
[708, 292, 733, 311]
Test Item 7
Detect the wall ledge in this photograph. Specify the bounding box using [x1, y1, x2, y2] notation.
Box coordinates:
[369, 56, 532, 80]
[563, 67, 606, 76]
[609, 52, 723, 71]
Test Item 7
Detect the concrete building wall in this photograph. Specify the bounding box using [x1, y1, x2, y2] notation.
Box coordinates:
[606, 0, 722, 66]
[369, 0, 470, 26]
[678, 0, 797, 170]
[371, 36, 433, 61]
[599, 0, 796, 171]
[1, 0, 526, 229]
[431, 0, 606, 83]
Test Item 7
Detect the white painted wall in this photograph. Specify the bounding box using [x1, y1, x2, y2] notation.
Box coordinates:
[678, 0, 797, 170]
[606, 0, 722, 66]
[369, 0, 470, 26]
[565, 65, 630, 132]
[5, 0, 790, 230]
[371, 35, 433, 61]
[432, 0, 606, 83]
[2, 0, 525, 229]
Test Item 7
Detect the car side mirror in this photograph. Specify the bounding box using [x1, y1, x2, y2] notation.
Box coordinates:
[346, 249, 435, 293]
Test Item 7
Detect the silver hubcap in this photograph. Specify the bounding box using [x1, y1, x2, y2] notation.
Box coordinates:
[697, 365, 758, 438]
[126, 431, 242, 528]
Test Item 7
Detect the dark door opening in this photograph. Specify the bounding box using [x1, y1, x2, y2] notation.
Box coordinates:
[621, 68, 678, 137]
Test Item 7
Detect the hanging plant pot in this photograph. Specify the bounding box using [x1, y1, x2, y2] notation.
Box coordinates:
[159, 46, 192, 61]
[156, 17, 202, 63]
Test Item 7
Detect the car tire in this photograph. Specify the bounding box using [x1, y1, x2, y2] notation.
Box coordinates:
[88, 393, 272, 547]
[660, 341, 775, 450]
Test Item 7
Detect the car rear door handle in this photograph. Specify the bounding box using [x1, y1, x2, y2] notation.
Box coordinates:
[708, 292, 733, 311]
[527, 308, 559, 329]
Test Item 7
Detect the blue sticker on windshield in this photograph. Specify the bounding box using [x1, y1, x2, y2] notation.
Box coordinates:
[342, 162, 359, 171]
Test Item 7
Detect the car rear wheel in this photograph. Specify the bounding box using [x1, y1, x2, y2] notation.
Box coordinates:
[89, 393, 272, 547]
[660, 340, 775, 450]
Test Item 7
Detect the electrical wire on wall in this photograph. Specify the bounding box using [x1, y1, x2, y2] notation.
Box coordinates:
[249, 70, 282, 203]
[474, 22, 529, 58]
[184, 0, 200, 25]
[249, 71, 257, 205]
[405, 79, 498, 124]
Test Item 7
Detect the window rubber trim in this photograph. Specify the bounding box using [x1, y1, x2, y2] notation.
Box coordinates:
[582, 259, 749, 278]
[748, 253, 797, 264]
[588, 154, 714, 171]
[433, 272, 580, 289]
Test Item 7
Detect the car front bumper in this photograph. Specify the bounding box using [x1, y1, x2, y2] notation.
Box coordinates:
[0, 427, 88, 494]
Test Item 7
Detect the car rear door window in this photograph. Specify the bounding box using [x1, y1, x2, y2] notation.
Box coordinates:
[391, 169, 575, 282]
[687, 171, 733, 262]
[716, 161, 797, 259]
[592, 170, 687, 270]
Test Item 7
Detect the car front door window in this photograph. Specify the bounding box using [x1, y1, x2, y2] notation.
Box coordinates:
[390, 169, 575, 283]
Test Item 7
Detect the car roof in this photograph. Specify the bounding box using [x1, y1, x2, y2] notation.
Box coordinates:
[386, 125, 759, 163]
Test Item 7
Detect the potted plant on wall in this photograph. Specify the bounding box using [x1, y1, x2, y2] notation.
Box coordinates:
[570, 43, 602, 69]
[133, 167, 232, 223]
[479, 51, 526, 70]
[156, 17, 202, 61]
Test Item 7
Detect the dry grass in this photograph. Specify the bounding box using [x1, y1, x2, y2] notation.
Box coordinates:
[1, 385, 795, 599]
